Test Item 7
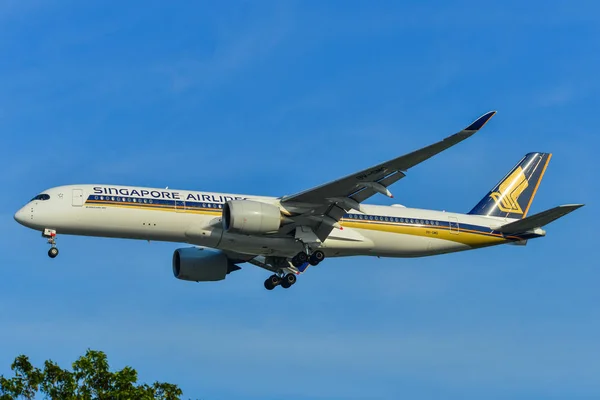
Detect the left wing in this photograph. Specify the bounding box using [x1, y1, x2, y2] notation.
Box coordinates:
[279, 111, 496, 241]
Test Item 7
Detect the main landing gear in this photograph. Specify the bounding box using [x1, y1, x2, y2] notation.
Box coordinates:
[264, 273, 297, 290]
[43, 228, 59, 258]
[258, 250, 326, 291]
[291, 250, 325, 267]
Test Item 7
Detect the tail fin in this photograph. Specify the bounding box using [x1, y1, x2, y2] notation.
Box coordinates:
[468, 152, 552, 219]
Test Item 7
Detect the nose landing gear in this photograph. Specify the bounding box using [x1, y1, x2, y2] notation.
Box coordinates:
[48, 247, 59, 258]
[43, 228, 59, 258]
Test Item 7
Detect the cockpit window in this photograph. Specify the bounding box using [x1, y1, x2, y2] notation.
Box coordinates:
[31, 194, 50, 201]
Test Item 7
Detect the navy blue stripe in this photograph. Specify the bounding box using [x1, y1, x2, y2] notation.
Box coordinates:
[85, 195, 223, 210]
[341, 213, 537, 240]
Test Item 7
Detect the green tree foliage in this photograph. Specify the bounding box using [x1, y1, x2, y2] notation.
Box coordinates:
[0, 349, 183, 400]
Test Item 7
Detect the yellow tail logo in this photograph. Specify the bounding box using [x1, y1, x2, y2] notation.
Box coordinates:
[490, 167, 529, 214]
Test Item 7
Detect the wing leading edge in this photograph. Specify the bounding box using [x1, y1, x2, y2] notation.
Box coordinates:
[279, 111, 497, 241]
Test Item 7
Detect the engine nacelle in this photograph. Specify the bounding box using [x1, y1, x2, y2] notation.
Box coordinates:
[222, 200, 282, 234]
[172, 247, 239, 282]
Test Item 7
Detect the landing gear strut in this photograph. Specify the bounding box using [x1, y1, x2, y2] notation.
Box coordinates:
[43, 229, 59, 258]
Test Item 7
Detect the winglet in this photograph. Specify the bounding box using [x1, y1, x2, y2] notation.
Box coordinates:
[465, 111, 496, 131]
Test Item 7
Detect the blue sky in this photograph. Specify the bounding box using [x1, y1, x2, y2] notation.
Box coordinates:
[1, 1, 598, 399]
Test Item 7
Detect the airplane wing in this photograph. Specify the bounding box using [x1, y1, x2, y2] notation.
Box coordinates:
[279, 111, 497, 242]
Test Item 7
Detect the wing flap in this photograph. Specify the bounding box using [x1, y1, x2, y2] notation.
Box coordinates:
[496, 204, 584, 234]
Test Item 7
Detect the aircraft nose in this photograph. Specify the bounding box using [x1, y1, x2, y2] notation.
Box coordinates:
[14, 207, 28, 226]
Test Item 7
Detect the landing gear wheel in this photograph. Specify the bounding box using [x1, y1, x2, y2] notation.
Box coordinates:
[281, 274, 297, 289]
[291, 251, 308, 268]
[285, 274, 297, 286]
[309, 250, 325, 266]
[264, 274, 281, 290]
[48, 247, 59, 258]
[295, 251, 308, 263]
[291, 256, 302, 268]
[43, 229, 59, 258]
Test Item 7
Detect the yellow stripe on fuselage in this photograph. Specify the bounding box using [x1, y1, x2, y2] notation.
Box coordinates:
[340, 219, 510, 247]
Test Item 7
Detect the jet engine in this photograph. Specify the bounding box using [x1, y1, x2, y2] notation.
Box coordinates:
[222, 200, 283, 234]
[172, 247, 240, 282]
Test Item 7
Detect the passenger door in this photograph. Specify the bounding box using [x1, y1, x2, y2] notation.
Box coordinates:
[72, 189, 84, 207]
[175, 199, 186, 212]
[448, 216, 459, 234]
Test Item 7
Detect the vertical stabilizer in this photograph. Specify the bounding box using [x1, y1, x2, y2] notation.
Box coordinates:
[468, 152, 552, 219]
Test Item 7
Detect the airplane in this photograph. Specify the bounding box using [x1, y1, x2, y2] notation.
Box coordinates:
[14, 111, 583, 290]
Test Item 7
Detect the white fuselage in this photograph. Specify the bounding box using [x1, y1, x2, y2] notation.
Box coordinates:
[14, 184, 528, 259]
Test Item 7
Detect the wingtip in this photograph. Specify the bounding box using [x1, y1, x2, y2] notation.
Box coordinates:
[563, 203, 585, 209]
[465, 110, 497, 131]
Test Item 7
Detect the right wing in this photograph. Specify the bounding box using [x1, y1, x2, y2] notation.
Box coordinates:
[279, 111, 497, 241]
[281, 111, 497, 207]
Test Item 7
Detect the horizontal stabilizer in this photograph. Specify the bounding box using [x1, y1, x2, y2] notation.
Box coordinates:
[496, 204, 583, 234]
